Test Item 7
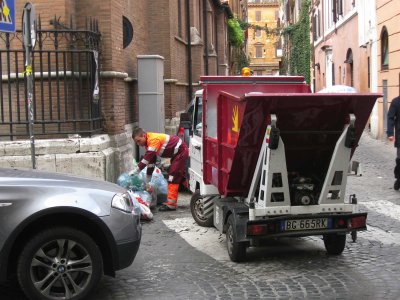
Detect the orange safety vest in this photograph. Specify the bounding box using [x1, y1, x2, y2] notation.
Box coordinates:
[138, 132, 182, 174]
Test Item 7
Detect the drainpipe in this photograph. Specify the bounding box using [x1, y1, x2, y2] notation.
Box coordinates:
[203, 0, 209, 75]
[186, 0, 193, 102]
[311, 8, 316, 92]
[369, 2, 379, 138]
[214, 13, 219, 74]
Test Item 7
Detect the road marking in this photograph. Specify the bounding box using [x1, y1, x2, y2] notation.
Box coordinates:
[163, 217, 230, 261]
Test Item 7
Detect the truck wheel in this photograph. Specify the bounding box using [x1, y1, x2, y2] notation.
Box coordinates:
[190, 191, 214, 227]
[323, 233, 346, 255]
[226, 215, 246, 262]
[17, 227, 103, 300]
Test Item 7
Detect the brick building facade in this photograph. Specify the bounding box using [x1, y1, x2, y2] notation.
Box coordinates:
[12, 0, 233, 128]
[0, 0, 237, 181]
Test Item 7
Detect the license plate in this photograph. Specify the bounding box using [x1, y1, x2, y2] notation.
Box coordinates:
[285, 218, 328, 231]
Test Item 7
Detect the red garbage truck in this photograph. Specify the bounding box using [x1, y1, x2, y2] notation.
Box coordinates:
[187, 74, 381, 262]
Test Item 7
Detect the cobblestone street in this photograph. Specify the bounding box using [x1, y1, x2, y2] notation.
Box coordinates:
[2, 132, 400, 299]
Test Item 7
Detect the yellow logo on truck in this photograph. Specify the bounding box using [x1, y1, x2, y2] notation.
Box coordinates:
[232, 105, 239, 133]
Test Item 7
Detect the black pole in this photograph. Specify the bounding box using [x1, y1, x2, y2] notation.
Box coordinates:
[186, 0, 193, 102]
[203, 0, 209, 75]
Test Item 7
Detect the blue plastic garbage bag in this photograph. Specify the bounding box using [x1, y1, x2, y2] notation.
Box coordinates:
[116, 172, 145, 191]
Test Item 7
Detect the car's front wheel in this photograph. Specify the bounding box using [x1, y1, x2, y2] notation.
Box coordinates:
[17, 227, 103, 300]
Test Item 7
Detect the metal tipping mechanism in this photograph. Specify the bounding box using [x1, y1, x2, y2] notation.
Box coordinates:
[248, 114, 357, 221]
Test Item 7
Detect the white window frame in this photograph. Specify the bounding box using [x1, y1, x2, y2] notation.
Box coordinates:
[325, 50, 333, 88]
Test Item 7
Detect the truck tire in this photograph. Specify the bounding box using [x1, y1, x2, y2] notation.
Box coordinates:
[323, 233, 346, 255]
[226, 215, 246, 262]
[17, 227, 103, 300]
[190, 191, 214, 227]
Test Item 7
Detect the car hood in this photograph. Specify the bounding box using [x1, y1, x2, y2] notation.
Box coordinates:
[0, 168, 125, 193]
[0, 168, 127, 217]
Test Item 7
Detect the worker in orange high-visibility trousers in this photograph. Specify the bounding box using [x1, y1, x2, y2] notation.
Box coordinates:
[131, 127, 189, 211]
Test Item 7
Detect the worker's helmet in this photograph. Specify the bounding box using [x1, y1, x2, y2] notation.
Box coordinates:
[241, 67, 251, 76]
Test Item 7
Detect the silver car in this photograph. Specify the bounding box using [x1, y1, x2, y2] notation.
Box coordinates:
[0, 168, 141, 300]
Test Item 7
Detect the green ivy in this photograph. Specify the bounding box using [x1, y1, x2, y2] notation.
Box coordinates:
[228, 18, 249, 74]
[238, 20, 281, 37]
[282, 0, 311, 83]
[228, 18, 245, 47]
[237, 48, 251, 72]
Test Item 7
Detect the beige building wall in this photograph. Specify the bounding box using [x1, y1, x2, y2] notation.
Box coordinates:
[312, 0, 400, 139]
[247, 0, 280, 75]
[312, 1, 369, 93]
[377, 0, 400, 138]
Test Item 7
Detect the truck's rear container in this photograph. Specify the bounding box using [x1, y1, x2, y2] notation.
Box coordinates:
[188, 75, 381, 262]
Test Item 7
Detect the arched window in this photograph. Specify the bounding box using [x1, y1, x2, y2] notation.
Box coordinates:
[381, 27, 389, 70]
[123, 17, 133, 49]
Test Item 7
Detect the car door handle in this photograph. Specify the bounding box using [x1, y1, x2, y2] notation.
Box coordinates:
[194, 145, 201, 150]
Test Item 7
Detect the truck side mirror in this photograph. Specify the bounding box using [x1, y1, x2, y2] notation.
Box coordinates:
[179, 113, 192, 128]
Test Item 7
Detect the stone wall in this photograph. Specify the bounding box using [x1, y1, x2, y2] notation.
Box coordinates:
[0, 124, 138, 183]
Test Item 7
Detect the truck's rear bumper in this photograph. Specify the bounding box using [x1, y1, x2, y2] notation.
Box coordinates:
[246, 212, 367, 239]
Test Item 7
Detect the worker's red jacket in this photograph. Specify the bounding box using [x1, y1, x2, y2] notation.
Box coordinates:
[138, 132, 183, 176]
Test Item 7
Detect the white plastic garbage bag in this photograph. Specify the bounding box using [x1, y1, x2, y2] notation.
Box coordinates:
[127, 190, 153, 221]
[138, 166, 168, 205]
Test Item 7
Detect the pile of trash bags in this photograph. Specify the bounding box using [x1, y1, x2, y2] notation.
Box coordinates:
[116, 161, 168, 221]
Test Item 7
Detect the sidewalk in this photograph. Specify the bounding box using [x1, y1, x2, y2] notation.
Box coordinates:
[349, 131, 398, 202]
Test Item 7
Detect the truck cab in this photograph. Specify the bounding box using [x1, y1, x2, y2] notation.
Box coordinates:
[187, 89, 220, 227]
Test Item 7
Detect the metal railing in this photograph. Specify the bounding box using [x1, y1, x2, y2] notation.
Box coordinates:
[0, 17, 102, 140]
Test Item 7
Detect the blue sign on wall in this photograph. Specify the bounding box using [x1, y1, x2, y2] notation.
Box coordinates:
[0, 0, 16, 33]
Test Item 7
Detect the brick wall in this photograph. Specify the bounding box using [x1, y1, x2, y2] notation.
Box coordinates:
[5, 0, 231, 138]
[191, 44, 204, 83]
[16, 0, 68, 31]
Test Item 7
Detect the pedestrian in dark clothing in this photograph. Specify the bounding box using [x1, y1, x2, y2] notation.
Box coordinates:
[387, 95, 400, 190]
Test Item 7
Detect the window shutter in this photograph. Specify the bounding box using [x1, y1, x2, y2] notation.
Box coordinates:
[312, 14, 316, 40]
[338, 0, 343, 16]
[332, 0, 337, 23]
